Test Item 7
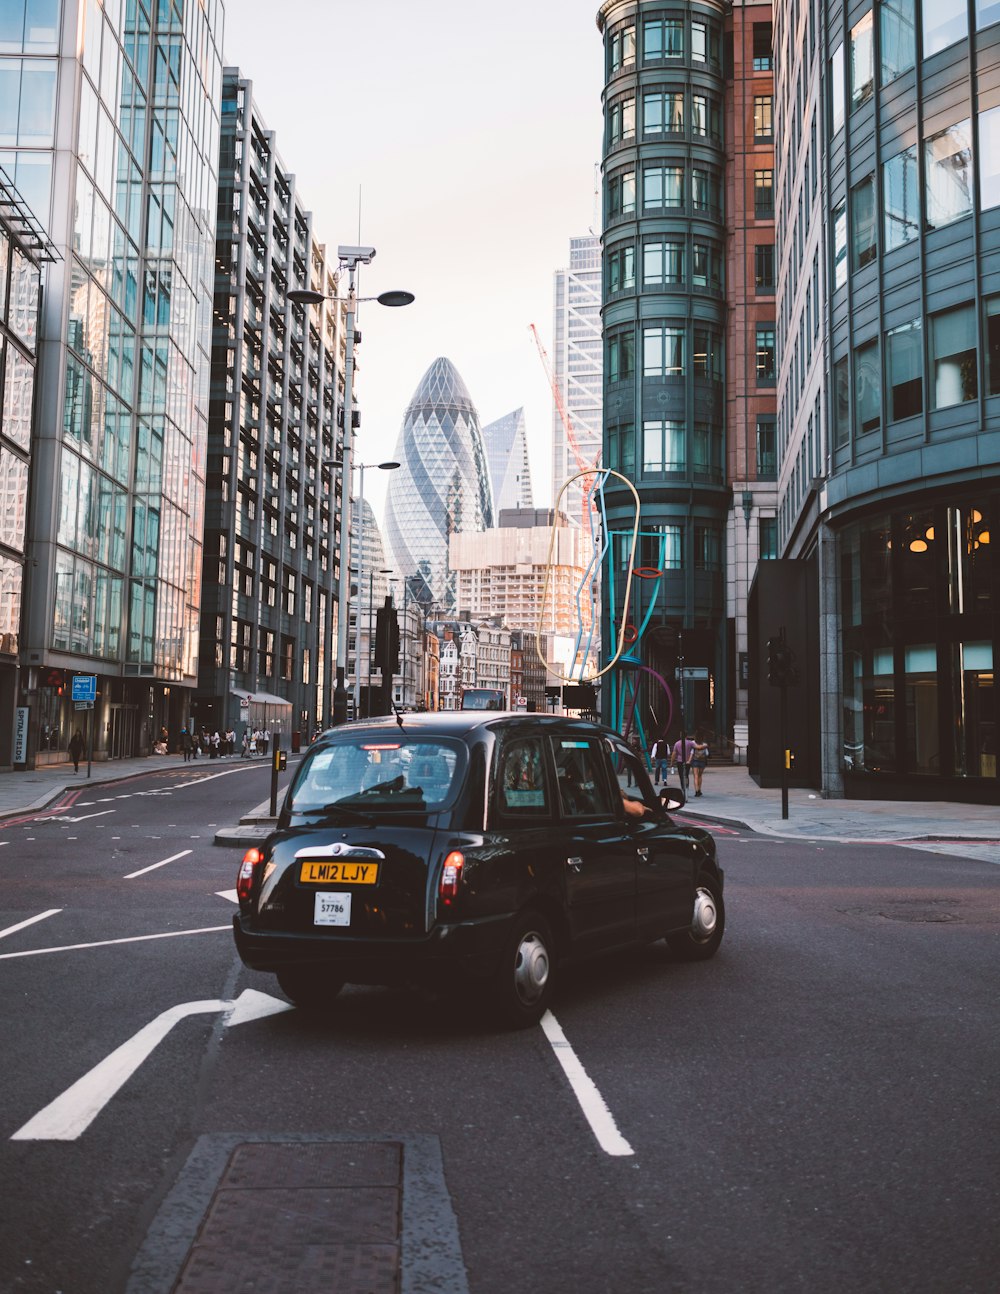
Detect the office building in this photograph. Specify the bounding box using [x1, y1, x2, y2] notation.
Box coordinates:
[596, 0, 776, 745]
[383, 356, 494, 612]
[5, 0, 224, 760]
[766, 0, 999, 802]
[197, 70, 344, 742]
[0, 168, 52, 767]
[482, 407, 533, 512]
[551, 234, 603, 522]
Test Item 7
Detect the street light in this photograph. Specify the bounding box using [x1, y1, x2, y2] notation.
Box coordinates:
[288, 247, 413, 725]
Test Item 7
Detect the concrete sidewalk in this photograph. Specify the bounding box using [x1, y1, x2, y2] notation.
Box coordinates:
[1, 752, 996, 849]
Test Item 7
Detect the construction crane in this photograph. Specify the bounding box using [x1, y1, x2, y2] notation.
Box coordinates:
[529, 323, 602, 522]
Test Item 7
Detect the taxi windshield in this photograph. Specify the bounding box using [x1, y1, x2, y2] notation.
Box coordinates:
[289, 738, 463, 814]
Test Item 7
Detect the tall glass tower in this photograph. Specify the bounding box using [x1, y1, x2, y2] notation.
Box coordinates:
[4, 0, 224, 758]
[383, 357, 494, 612]
[482, 407, 533, 513]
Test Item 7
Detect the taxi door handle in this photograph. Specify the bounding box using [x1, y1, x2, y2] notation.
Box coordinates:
[636, 846, 649, 860]
[566, 856, 583, 872]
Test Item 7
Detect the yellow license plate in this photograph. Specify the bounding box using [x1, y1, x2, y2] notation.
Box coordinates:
[299, 860, 380, 885]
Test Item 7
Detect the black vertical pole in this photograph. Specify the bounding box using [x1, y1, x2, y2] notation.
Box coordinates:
[780, 677, 789, 820]
[677, 630, 687, 795]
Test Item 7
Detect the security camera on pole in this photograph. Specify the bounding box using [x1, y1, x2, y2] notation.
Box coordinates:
[288, 248, 413, 727]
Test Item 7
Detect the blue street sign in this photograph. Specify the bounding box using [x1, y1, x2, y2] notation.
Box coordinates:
[71, 675, 97, 702]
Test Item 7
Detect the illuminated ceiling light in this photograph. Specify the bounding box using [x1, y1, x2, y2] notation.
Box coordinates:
[924, 526, 935, 540]
[979, 530, 991, 545]
[972, 509, 983, 523]
[909, 538, 928, 553]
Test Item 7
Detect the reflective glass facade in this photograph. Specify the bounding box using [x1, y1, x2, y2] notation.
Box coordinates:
[383, 357, 494, 612]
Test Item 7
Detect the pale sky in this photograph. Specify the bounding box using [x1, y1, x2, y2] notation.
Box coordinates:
[223, 0, 605, 525]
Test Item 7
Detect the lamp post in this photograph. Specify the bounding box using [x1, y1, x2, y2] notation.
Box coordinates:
[289, 249, 413, 726]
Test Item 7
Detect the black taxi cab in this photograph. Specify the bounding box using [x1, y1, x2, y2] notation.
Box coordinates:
[232, 712, 724, 1027]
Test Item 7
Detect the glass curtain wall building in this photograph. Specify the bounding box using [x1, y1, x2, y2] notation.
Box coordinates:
[552, 234, 603, 524]
[0, 168, 53, 767]
[197, 70, 344, 742]
[482, 407, 533, 513]
[597, 0, 731, 739]
[5, 0, 224, 762]
[774, 0, 999, 802]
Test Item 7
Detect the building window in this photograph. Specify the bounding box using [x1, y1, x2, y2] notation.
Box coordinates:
[883, 146, 920, 250]
[930, 304, 977, 408]
[643, 324, 685, 377]
[753, 95, 773, 141]
[692, 242, 721, 289]
[986, 297, 1000, 395]
[695, 525, 721, 572]
[691, 94, 719, 139]
[693, 422, 721, 478]
[609, 169, 636, 217]
[644, 90, 684, 135]
[693, 328, 722, 380]
[609, 97, 636, 145]
[851, 175, 877, 268]
[755, 417, 777, 478]
[752, 23, 772, 71]
[755, 327, 776, 385]
[880, 0, 916, 83]
[691, 20, 718, 65]
[755, 243, 775, 292]
[850, 12, 874, 107]
[886, 320, 923, 419]
[923, 0, 968, 55]
[978, 0, 1000, 29]
[609, 24, 636, 73]
[759, 517, 778, 559]
[979, 105, 1000, 209]
[608, 244, 635, 293]
[643, 18, 683, 60]
[644, 164, 684, 209]
[754, 168, 774, 218]
[832, 201, 847, 288]
[608, 331, 635, 383]
[642, 419, 685, 472]
[925, 120, 973, 228]
[644, 239, 684, 285]
[692, 167, 721, 214]
[834, 357, 850, 446]
[854, 341, 881, 436]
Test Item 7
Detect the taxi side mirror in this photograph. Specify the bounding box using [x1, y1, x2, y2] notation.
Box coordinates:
[660, 784, 686, 812]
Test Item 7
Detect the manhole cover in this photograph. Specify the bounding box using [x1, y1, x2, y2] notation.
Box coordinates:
[876, 899, 963, 923]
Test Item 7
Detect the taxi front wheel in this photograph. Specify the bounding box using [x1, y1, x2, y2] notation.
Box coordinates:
[491, 909, 555, 1029]
[666, 869, 725, 961]
[276, 968, 345, 1009]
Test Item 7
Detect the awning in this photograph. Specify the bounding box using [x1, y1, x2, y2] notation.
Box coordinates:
[229, 687, 293, 710]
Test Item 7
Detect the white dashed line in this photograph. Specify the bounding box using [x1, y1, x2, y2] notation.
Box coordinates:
[124, 849, 192, 879]
[540, 1010, 634, 1157]
[0, 910, 61, 940]
[0, 925, 230, 960]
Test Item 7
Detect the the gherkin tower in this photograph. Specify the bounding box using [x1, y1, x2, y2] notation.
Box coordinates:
[384, 357, 495, 611]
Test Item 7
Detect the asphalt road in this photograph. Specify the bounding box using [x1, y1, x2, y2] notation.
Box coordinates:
[0, 766, 997, 1293]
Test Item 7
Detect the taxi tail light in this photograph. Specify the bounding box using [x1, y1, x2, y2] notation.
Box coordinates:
[237, 847, 264, 901]
[438, 850, 465, 906]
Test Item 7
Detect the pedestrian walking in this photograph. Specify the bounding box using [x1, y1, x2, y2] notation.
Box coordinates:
[650, 737, 670, 786]
[180, 727, 192, 761]
[690, 728, 710, 797]
[68, 728, 85, 774]
[670, 733, 696, 793]
[261, 728, 270, 757]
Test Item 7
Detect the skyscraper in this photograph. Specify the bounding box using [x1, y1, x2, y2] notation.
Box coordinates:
[7, 0, 224, 758]
[481, 407, 533, 512]
[383, 357, 494, 611]
[551, 234, 602, 522]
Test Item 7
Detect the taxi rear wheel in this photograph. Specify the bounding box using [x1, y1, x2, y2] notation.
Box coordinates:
[276, 968, 344, 1008]
[491, 909, 555, 1029]
[666, 869, 725, 961]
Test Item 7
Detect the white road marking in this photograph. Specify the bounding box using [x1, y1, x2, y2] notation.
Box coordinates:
[215, 889, 239, 904]
[540, 1010, 634, 1157]
[0, 924, 229, 961]
[48, 810, 116, 824]
[124, 849, 192, 879]
[0, 910, 61, 940]
[10, 989, 293, 1141]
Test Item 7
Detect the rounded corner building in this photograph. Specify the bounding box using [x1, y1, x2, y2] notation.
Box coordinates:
[384, 357, 495, 612]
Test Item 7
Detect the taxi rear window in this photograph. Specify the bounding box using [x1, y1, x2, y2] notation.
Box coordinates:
[289, 739, 463, 813]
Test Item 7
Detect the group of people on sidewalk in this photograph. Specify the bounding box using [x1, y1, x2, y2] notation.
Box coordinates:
[178, 727, 271, 761]
[650, 729, 711, 796]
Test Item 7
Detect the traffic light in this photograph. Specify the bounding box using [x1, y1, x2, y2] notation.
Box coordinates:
[374, 600, 400, 676]
[766, 635, 798, 687]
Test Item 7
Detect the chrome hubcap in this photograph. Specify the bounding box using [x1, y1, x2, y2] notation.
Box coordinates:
[691, 887, 718, 942]
[513, 931, 550, 1004]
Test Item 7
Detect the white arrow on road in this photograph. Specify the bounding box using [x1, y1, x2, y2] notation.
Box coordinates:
[10, 989, 293, 1142]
